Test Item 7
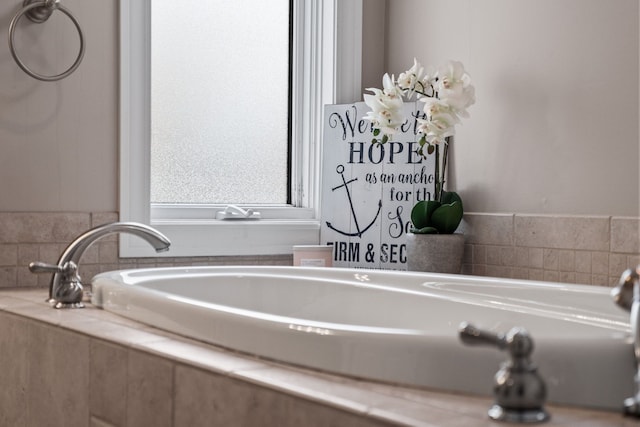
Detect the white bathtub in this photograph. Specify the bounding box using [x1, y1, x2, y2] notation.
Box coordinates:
[91, 266, 633, 410]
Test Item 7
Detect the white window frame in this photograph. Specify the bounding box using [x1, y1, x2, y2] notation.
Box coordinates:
[119, 0, 362, 257]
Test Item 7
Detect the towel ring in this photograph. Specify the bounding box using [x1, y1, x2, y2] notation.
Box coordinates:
[8, 0, 85, 82]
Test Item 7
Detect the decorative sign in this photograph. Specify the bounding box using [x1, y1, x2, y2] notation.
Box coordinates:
[321, 102, 436, 269]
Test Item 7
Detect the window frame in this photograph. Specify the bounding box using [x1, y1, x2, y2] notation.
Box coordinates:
[119, 0, 362, 257]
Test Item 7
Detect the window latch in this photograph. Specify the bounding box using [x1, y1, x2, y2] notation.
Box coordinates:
[215, 205, 262, 220]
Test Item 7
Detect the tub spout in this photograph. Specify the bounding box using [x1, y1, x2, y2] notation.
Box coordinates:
[29, 222, 171, 309]
[612, 266, 640, 416]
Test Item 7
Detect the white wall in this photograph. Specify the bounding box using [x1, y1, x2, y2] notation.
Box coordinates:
[381, 0, 639, 216]
[0, 0, 118, 212]
[0, 0, 638, 218]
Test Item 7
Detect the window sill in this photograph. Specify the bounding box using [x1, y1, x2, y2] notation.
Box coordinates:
[119, 219, 321, 258]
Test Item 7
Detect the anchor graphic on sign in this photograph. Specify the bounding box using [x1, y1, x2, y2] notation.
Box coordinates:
[326, 164, 382, 237]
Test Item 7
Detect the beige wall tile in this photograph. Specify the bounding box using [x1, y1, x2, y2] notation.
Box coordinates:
[472, 264, 486, 276]
[0, 313, 29, 426]
[559, 271, 576, 284]
[91, 212, 120, 228]
[591, 252, 609, 276]
[126, 350, 173, 427]
[39, 243, 64, 264]
[463, 244, 473, 264]
[90, 340, 128, 426]
[2, 211, 640, 288]
[485, 265, 512, 278]
[486, 245, 501, 265]
[515, 215, 610, 251]
[0, 245, 17, 266]
[0, 212, 91, 243]
[81, 243, 100, 264]
[462, 213, 514, 245]
[26, 323, 90, 426]
[472, 244, 486, 264]
[99, 241, 119, 264]
[0, 267, 17, 288]
[528, 269, 544, 281]
[628, 255, 640, 268]
[558, 250, 575, 272]
[543, 249, 559, 270]
[611, 217, 640, 253]
[609, 253, 630, 277]
[174, 366, 391, 427]
[513, 267, 528, 280]
[592, 274, 609, 287]
[17, 244, 39, 266]
[500, 246, 515, 266]
[575, 272, 591, 285]
[575, 251, 592, 273]
[528, 248, 544, 269]
[17, 266, 38, 287]
[515, 247, 529, 267]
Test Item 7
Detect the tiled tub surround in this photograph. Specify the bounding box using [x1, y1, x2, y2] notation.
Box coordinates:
[0, 212, 291, 289]
[0, 211, 638, 289]
[460, 214, 640, 286]
[0, 289, 635, 427]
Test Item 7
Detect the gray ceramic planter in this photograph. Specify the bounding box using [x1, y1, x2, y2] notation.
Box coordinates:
[405, 233, 464, 274]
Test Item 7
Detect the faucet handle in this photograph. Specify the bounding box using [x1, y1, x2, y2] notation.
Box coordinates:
[459, 322, 507, 348]
[29, 261, 77, 276]
[612, 267, 640, 311]
[29, 261, 64, 274]
[459, 322, 549, 423]
[459, 321, 533, 359]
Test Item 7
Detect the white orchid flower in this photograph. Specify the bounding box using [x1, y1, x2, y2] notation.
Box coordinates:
[397, 58, 424, 93]
[364, 59, 474, 146]
[364, 73, 404, 136]
[436, 60, 476, 115]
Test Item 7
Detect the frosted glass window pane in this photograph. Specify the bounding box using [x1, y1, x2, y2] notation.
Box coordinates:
[150, 1, 290, 204]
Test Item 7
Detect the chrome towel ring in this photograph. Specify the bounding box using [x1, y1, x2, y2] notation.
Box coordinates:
[8, 0, 85, 82]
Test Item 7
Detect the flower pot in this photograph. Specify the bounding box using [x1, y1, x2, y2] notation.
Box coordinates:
[405, 233, 464, 274]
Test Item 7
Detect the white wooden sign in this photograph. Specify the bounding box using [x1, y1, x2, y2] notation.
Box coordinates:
[321, 102, 436, 269]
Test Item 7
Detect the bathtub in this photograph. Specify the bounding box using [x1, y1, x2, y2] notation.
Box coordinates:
[91, 266, 633, 410]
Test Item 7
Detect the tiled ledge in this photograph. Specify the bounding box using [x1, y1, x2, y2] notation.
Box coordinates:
[0, 289, 631, 426]
[460, 213, 640, 286]
[0, 212, 292, 289]
[0, 211, 638, 288]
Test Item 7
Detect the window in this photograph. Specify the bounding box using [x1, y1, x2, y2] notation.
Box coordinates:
[120, 0, 362, 257]
[150, 0, 290, 206]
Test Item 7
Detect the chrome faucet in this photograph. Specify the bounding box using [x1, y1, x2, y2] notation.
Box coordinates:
[459, 322, 550, 423]
[612, 266, 640, 416]
[29, 222, 170, 309]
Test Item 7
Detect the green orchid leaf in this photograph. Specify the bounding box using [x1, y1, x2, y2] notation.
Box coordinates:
[430, 201, 463, 234]
[410, 200, 441, 230]
[441, 191, 463, 211]
[373, 128, 380, 137]
[410, 226, 439, 234]
[426, 144, 435, 155]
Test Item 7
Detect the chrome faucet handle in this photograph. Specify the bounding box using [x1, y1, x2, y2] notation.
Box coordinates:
[612, 266, 640, 417]
[459, 322, 550, 423]
[29, 261, 83, 308]
[29, 260, 78, 278]
[29, 261, 66, 274]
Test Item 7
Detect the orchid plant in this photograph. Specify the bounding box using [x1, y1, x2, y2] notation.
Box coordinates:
[364, 59, 475, 234]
